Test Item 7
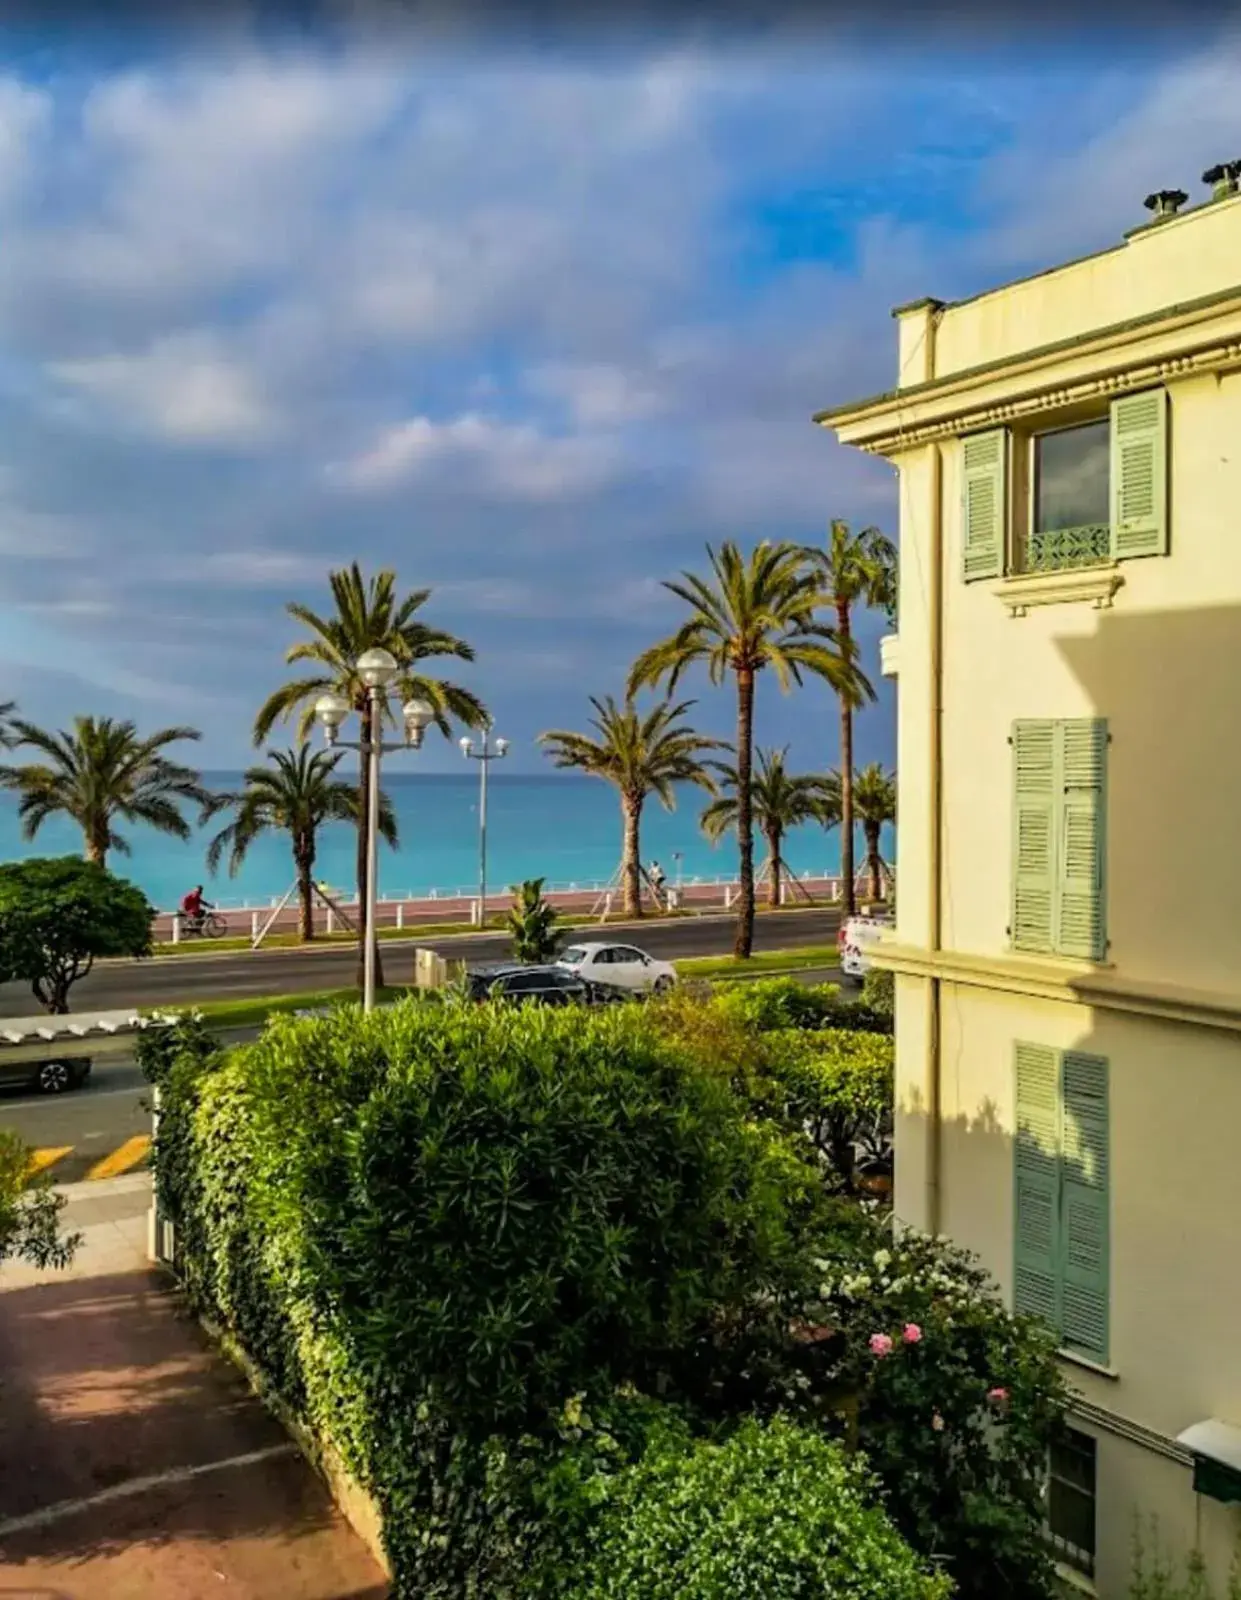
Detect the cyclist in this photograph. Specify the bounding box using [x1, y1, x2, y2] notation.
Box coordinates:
[179, 885, 213, 933]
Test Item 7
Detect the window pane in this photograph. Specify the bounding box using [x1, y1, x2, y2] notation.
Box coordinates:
[1034, 422, 1109, 533]
[1047, 1430, 1096, 1576]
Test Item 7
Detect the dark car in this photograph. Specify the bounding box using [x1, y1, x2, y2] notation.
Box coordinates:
[466, 964, 633, 1008]
[0, 1055, 93, 1095]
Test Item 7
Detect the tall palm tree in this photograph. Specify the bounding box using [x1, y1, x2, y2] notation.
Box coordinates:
[699, 746, 839, 908]
[852, 762, 896, 903]
[0, 714, 212, 868]
[539, 696, 723, 916]
[253, 562, 487, 989]
[205, 746, 398, 942]
[628, 540, 864, 959]
[803, 520, 896, 916]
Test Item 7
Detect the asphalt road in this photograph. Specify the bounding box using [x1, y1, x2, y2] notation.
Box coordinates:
[0, 907, 842, 1016]
[1, 963, 844, 1184]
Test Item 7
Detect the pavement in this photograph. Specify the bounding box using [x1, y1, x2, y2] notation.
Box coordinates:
[0, 1173, 389, 1598]
[0, 906, 842, 1017]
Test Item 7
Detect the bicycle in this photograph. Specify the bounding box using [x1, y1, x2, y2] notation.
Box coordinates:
[180, 910, 229, 939]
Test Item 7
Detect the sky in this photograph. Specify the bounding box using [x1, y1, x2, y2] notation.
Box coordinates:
[0, 6, 1238, 772]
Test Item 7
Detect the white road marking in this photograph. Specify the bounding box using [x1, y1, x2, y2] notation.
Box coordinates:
[0, 1443, 299, 1539]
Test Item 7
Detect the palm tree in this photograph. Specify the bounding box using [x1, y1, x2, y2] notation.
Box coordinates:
[253, 562, 487, 988]
[852, 762, 896, 903]
[699, 747, 839, 909]
[0, 714, 212, 867]
[628, 541, 865, 959]
[204, 747, 399, 941]
[803, 520, 896, 916]
[0, 701, 16, 749]
[539, 696, 723, 916]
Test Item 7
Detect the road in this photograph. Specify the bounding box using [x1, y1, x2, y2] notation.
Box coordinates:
[0, 907, 842, 1016]
[1, 962, 843, 1185]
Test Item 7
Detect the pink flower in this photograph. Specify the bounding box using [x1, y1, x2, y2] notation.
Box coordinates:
[869, 1332, 894, 1357]
[902, 1323, 922, 1344]
[931, 1412, 945, 1432]
[987, 1387, 1010, 1404]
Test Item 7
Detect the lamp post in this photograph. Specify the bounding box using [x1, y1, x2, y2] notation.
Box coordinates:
[460, 724, 508, 928]
[315, 649, 435, 1014]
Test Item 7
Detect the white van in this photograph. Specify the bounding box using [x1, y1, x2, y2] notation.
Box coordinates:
[837, 909, 895, 984]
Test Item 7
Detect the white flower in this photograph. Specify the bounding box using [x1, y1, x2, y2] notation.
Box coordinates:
[873, 1249, 892, 1272]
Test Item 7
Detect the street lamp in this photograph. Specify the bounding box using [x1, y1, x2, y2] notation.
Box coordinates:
[314, 650, 435, 1013]
[460, 723, 508, 927]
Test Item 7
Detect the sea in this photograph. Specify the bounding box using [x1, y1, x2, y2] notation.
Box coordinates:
[0, 773, 894, 913]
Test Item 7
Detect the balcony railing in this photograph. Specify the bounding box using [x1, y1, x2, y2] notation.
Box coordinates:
[1021, 523, 1111, 574]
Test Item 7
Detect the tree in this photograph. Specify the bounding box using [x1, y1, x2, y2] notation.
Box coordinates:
[204, 747, 399, 942]
[507, 877, 560, 963]
[699, 746, 839, 909]
[803, 521, 895, 916]
[0, 857, 154, 1013]
[628, 541, 863, 958]
[0, 715, 213, 868]
[0, 699, 17, 749]
[1, 1129, 80, 1270]
[253, 562, 487, 989]
[852, 762, 896, 902]
[539, 696, 723, 916]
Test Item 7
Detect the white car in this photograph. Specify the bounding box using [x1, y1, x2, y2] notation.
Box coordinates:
[837, 911, 895, 984]
[555, 941, 678, 995]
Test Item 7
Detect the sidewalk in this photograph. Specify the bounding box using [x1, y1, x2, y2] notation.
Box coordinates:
[0, 1174, 388, 1598]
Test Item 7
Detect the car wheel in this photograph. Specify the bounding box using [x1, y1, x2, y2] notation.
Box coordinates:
[36, 1058, 74, 1094]
[653, 975, 674, 995]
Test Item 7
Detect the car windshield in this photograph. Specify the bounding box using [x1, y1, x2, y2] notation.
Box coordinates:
[558, 947, 587, 964]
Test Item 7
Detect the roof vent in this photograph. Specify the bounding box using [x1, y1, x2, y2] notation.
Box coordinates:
[1203, 161, 1241, 201]
[1143, 188, 1189, 220]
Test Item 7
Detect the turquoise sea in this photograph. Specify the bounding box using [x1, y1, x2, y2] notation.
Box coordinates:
[0, 773, 893, 912]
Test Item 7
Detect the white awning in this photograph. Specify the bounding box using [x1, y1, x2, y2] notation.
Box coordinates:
[0, 1010, 147, 1047]
[1176, 1419, 1241, 1472]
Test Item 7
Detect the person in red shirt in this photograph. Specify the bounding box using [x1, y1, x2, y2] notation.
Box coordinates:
[179, 885, 211, 929]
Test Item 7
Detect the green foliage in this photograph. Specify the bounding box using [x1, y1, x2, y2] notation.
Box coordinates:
[760, 1027, 893, 1188]
[549, 1414, 950, 1600]
[0, 856, 154, 1012]
[0, 1128, 81, 1269]
[861, 965, 895, 1017]
[148, 997, 821, 1595]
[507, 877, 561, 963]
[712, 974, 893, 1037]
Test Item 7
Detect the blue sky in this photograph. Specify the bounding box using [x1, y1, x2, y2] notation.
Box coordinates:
[0, 14, 1238, 771]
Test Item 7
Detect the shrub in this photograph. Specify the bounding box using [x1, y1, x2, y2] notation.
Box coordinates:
[861, 966, 895, 1017]
[148, 996, 825, 1596]
[711, 975, 893, 1037]
[759, 1026, 893, 1189]
[553, 1413, 951, 1600]
[507, 876, 561, 962]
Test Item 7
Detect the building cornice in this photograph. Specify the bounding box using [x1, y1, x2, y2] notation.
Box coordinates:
[816, 287, 1241, 457]
[871, 942, 1241, 1035]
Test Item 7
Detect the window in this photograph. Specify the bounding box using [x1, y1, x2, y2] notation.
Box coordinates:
[1014, 1044, 1110, 1364]
[961, 388, 1168, 582]
[1011, 719, 1108, 961]
[1047, 1428, 1097, 1578]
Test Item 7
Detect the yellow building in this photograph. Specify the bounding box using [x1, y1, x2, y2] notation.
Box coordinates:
[819, 168, 1241, 1598]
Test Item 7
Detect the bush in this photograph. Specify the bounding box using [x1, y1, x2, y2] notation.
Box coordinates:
[759, 1027, 893, 1189]
[712, 975, 893, 1037]
[554, 1413, 950, 1600]
[147, 996, 824, 1596]
[861, 966, 894, 1017]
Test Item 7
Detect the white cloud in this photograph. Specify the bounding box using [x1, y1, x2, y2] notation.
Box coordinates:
[330, 413, 622, 499]
[526, 361, 668, 427]
[0, 78, 50, 209]
[51, 333, 278, 446]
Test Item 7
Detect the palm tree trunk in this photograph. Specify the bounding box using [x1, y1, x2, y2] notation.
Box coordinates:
[354, 700, 386, 991]
[767, 826, 782, 908]
[734, 667, 756, 959]
[865, 821, 883, 903]
[837, 600, 855, 918]
[621, 793, 642, 917]
[296, 835, 315, 942]
[84, 819, 108, 869]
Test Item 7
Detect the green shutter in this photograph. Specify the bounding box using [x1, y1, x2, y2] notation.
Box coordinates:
[1060, 1052, 1110, 1363]
[1110, 390, 1168, 559]
[1056, 720, 1108, 961]
[962, 429, 1007, 581]
[1014, 1042, 1061, 1328]
[1012, 720, 1057, 953]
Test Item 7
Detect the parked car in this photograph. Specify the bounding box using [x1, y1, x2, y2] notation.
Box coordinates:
[0, 1055, 93, 1095]
[465, 964, 633, 1008]
[837, 910, 895, 985]
[554, 942, 677, 995]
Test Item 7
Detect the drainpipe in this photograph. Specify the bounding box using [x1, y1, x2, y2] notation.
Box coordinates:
[926, 437, 945, 1239]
